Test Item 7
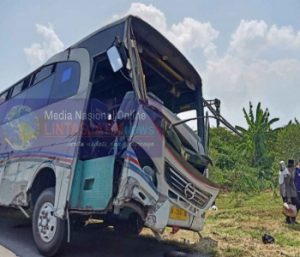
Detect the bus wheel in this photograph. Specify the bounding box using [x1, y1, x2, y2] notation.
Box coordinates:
[114, 213, 144, 236]
[32, 188, 66, 257]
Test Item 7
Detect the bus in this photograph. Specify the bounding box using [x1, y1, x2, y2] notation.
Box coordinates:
[0, 16, 219, 256]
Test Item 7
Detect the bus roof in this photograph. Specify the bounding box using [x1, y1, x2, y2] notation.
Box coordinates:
[71, 15, 202, 90]
[1, 16, 203, 106]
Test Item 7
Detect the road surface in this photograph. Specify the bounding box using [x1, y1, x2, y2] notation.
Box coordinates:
[0, 217, 207, 257]
[0, 245, 15, 257]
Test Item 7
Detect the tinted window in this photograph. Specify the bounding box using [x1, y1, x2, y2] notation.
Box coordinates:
[11, 85, 27, 111]
[49, 62, 80, 102]
[11, 82, 24, 98]
[0, 75, 54, 124]
[0, 101, 8, 123]
[24, 75, 54, 111]
[33, 65, 54, 85]
[0, 62, 79, 123]
[0, 91, 8, 105]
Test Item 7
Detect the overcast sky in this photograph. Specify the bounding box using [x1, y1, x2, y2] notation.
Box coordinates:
[1, 0, 299, 127]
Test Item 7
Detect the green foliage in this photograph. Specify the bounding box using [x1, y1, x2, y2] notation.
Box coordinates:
[274, 123, 300, 162]
[208, 102, 300, 193]
[209, 127, 241, 170]
[236, 102, 279, 169]
[209, 164, 273, 194]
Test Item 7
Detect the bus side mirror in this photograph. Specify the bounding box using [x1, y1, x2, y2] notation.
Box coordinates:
[107, 46, 124, 72]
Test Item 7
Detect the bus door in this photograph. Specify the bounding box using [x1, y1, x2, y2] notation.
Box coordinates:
[69, 49, 126, 211]
[69, 98, 117, 211]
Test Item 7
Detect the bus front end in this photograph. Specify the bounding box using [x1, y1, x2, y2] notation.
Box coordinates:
[113, 16, 220, 234]
[148, 97, 219, 233]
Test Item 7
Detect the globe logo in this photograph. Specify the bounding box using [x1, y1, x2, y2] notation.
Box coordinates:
[3, 105, 40, 151]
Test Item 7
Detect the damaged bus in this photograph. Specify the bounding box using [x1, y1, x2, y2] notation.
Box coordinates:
[0, 16, 219, 256]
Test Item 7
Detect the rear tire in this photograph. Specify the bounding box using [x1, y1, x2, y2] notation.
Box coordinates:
[32, 188, 66, 257]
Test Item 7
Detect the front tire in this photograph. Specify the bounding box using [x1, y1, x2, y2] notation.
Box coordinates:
[32, 188, 66, 257]
[114, 213, 144, 236]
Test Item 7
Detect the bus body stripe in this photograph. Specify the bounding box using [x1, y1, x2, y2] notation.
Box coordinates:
[127, 162, 157, 192]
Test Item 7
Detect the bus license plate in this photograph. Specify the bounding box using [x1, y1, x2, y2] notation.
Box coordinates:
[169, 207, 188, 221]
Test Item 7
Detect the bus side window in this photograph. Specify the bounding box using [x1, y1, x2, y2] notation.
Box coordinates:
[0, 91, 8, 105]
[33, 64, 55, 85]
[24, 75, 54, 111]
[0, 101, 8, 124]
[10, 81, 24, 98]
[49, 62, 80, 103]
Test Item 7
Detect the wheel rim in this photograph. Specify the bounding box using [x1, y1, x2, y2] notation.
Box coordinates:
[37, 202, 57, 243]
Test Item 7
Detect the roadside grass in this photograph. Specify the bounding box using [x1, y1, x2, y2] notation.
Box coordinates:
[205, 192, 300, 256]
[145, 192, 300, 257]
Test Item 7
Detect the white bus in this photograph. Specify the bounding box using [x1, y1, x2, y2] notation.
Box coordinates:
[0, 16, 219, 256]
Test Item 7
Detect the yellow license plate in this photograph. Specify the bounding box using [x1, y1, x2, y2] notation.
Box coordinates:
[169, 207, 188, 220]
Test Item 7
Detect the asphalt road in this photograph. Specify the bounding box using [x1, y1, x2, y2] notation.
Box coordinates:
[0, 217, 207, 257]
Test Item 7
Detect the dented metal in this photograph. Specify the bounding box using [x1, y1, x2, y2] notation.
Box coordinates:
[0, 16, 219, 249]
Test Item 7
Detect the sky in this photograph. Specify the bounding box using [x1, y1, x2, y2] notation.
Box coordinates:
[1, 0, 300, 128]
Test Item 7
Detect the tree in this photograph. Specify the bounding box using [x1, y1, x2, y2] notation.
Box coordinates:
[236, 102, 279, 170]
[209, 127, 241, 170]
[274, 123, 300, 162]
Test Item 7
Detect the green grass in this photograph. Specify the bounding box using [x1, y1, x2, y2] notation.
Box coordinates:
[221, 247, 249, 257]
[202, 192, 300, 257]
[142, 192, 300, 256]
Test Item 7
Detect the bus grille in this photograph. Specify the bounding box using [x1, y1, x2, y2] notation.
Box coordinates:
[165, 163, 212, 209]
